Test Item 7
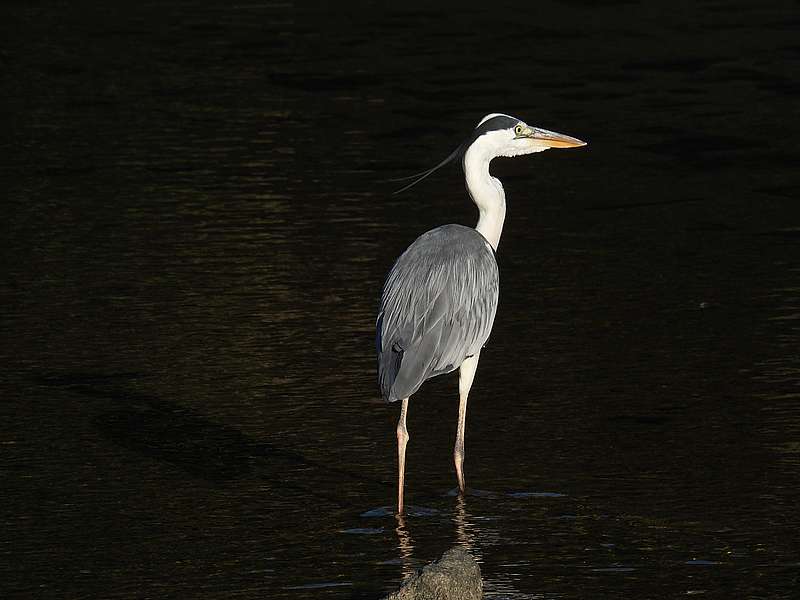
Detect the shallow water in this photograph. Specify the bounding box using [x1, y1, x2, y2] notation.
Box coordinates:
[2, 1, 800, 598]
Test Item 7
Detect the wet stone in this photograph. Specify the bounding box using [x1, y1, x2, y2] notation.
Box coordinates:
[383, 547, 482, 600]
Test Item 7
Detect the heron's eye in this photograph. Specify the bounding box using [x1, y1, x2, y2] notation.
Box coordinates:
[514, 124, 524, 136]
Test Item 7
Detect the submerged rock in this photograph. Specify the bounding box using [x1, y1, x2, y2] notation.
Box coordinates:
[384, 547, 482, 600]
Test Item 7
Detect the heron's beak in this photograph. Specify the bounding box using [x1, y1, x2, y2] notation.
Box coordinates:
[525, 127, 587, 148]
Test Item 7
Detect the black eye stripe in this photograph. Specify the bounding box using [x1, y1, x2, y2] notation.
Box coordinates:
[474, 115, 518, 135]
[468, 115, 521, 144]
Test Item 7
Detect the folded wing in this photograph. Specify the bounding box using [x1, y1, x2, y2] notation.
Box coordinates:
[377, 225, 499, 402]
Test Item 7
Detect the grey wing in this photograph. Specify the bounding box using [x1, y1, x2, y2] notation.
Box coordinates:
[377, 225, 499, 402]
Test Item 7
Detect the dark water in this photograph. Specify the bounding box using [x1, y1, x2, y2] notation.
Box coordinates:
[3, 1, 800, 598]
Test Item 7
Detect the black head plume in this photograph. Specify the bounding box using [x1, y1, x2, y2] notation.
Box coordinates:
[390, 142, 465, 195]
[390, 114, 521, 195]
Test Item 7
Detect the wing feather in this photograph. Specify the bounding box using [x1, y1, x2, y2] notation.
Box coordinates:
[377, 225, 499, 402]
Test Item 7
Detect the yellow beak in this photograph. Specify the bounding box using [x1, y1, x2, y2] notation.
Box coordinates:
[526, 126, 587, 148]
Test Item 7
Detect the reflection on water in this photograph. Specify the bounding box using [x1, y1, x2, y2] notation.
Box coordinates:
[2, 1, 800, 599]
[394, 514, 417, 581]
[453, 495, 477, 554]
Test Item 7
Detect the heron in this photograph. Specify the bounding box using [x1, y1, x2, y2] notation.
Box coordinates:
[376, 113, 586, 514]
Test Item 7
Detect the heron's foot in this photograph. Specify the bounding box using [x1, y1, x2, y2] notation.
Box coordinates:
[446, 486, 468, 497]
[447, 487, 499, 498]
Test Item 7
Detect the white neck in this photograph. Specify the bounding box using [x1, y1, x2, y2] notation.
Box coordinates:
[463, 141, 506, 251]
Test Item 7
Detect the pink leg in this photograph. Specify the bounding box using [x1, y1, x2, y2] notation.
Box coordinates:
[455, 353, 480, 493]
[396, 397, 410, 514]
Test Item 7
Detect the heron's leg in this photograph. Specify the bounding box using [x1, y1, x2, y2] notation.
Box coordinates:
[455, 352, 480, 493]
[396, 397, 410, 514]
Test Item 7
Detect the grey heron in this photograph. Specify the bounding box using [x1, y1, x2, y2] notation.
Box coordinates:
[377, 113, 586, 514]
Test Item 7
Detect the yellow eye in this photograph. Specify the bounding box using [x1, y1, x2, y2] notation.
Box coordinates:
[514, 124, 524, 136]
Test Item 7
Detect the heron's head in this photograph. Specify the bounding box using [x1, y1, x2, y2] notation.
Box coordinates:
[392, 113, 586, 194]
[469, 113, 586, 158]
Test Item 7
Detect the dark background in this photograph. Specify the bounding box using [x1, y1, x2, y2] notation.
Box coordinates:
[2, 1, 799, 598]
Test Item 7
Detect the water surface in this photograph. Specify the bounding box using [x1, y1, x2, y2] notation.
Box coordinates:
[2, 1, 799, 598]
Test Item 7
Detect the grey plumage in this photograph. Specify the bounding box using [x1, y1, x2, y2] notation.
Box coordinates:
[377, 115, 585, 513]
[377, 224, 499, 402]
